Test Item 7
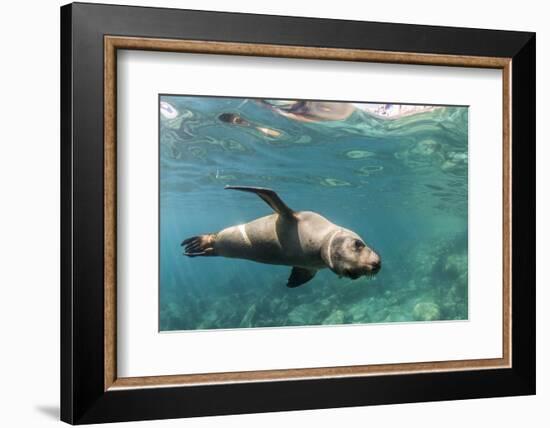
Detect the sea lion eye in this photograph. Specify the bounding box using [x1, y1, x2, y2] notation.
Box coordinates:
[354, 240, 365, 250]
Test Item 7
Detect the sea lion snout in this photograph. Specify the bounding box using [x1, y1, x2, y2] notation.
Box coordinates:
[366, 251, 381, 273]
[346, 247, 381, 279]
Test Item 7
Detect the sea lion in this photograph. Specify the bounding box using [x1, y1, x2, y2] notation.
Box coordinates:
[182, 186, 381, 287]
[260, 100, 356, 123]
[218, 113, 281, 138]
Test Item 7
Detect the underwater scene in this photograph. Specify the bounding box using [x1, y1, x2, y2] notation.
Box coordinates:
[159, 96, 468, 331]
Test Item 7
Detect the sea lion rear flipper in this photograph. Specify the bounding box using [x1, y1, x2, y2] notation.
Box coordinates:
[225, 185, 295, 219]
[182, 234, 217, 257]
[287, 267, 317, 288]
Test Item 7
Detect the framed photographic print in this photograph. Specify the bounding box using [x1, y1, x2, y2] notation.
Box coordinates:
[60, 2, 536, 424]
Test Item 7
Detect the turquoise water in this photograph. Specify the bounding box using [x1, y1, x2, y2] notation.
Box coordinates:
[159, 96, 468, 331]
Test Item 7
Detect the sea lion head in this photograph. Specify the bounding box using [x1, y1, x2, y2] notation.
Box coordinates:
[218, 112, 249, 126]
[321, 229, 381, 280]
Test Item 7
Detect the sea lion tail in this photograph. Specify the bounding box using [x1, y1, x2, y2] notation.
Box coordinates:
[181, 234, 217, 257]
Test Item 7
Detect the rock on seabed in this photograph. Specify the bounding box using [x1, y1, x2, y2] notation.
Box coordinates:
[412, 301, 441, 321]
[323, 310, 345, 325]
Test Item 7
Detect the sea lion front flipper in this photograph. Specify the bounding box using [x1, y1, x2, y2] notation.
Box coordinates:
[225, 185, 295, 219]
[287, 267, 317, 288]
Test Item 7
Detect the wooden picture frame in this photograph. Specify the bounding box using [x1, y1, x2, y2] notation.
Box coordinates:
[61, 2, 535, 424]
